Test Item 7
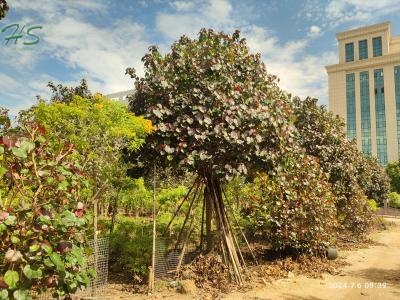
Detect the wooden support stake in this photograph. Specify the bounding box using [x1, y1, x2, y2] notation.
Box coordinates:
[150, 164, 157, 293]
[199, 189, 206, 251]
[222, 188, 258, 265]
[208, 175, 243, 285]
[176, 189, 202, 274]
[163, 178, 199, 235]
[174, 182, 201, 251]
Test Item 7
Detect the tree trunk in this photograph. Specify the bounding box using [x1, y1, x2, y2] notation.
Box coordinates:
[205, 185, 213, 253]
[202, 171, 244, 285]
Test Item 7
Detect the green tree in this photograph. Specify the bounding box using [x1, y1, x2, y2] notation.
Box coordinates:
[292, 97, 388, 233]
[127, 29, 296, 282]
[386, 161, 400, 193]
[25, 87, 152, 214]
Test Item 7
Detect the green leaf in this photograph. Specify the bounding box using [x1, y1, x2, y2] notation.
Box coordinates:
[0, 166, 6, 178]
[43, 257, 54, 268]
[29, 244, 40, 252]
[41, 244, 53, 254]
[57, 180, 69, 191]
[11, 236, 20, 244]
[4, 270, 19, 289]
[20, 141, 35, 154]
[23, 265, 42, 280]
[4, 215, 16, 226]
[0, 290, 8, 300]
[0, 224, 6, 234]
[60, 211, 76, 227]
[11, 147, 27, 159]
[0, 146, 4, 155]
[49, 253, 64, 272]
[13, 289, 29, 300]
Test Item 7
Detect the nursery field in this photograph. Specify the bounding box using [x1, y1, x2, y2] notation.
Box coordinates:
[1, 26, 399, 300]
[91, 218, 400, 299]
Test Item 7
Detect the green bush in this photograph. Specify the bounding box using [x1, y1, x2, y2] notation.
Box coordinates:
[388, 192, 400, 208]
[107, 217, 153, 280]
[386, 161, 400, 193]
[104, 214, 186, 282]
[243, 153, 337, 254]
[368, 199, 378, 212]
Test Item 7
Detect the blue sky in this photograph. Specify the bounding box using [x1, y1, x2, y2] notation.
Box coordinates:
[1, 0, 400, 114]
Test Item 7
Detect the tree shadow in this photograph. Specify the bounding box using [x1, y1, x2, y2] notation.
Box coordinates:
[346, 266, 400, 284]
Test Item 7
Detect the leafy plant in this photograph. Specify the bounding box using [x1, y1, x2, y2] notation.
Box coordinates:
[368, 199, 378, 212]
[388, 192, 400, 209]
[243, 151, 337, 254]
[0, 110, 94, 299]
[386, 161, 400, 194]
[127, 29, 296, 179]
[127, 29, 297, 280]
[291, 97, 386, 235]
[26, 90, 152, 214]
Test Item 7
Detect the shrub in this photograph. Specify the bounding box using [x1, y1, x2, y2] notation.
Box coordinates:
[291, 97, 380, 235]
[388, 192, 400, 209]
[357, 155, 390, 205]
[107, 217, 153, 280]
[0, 110, 94, 298]
[368, 199, 378, 212]
[105, 214, 186, 282]
[386, 161, 400, 194]
[243, 153, 337, 254]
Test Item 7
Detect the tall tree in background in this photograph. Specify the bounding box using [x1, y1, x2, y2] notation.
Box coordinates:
[292, 97, 390, 232]
[25, 83, 152, 214]
[127, 29, 296, 282]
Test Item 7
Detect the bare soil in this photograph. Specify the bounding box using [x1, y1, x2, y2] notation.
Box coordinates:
[96, 218, 400, 300]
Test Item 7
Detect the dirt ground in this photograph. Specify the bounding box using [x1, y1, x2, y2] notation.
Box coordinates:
[99, 218, 400, 300]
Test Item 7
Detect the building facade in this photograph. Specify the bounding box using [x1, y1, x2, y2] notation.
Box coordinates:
[105, 89, 134, 104]
[326, 22, 400, 164]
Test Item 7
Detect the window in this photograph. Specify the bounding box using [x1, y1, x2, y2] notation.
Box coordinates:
[373, 37, 382, 57]
[359, 40, 368, 60]
[345, 43, 354, 62]
[360, 71, 371, 155]
[374, 69, 387, 164]
[395, 66, 400, 159]
[346, 73, 356, 140]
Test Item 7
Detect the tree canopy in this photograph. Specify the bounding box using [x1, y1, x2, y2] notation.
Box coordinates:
[127, 29, 296, 180]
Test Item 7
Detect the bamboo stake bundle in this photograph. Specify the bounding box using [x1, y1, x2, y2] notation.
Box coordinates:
[165, 170, 246, 285]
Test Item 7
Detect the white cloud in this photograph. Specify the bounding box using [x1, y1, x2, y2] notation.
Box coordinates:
[244, 25, 336, 103]
[169, 1, 197, 11]
[6, 1, 150, 96]
[308, 25, 322, 38]
[2, 0, 339, 114]
[301, 0, 400, 28]
[156, 0, 234, 40]
[41, 17, 149, 94]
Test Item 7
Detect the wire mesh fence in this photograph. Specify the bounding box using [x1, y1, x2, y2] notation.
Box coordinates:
[31, 237, 109, 300]
[154, 236, 199, 279]
[377, 207, 400, 218]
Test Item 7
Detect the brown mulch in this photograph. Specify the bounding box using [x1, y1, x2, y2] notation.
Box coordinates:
[251, 254, 349, 281]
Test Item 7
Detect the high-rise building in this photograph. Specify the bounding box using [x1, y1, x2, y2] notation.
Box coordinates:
[326, 22, 400, 164]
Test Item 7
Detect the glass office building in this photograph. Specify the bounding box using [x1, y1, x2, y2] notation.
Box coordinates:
[326, 22, 400, 164]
